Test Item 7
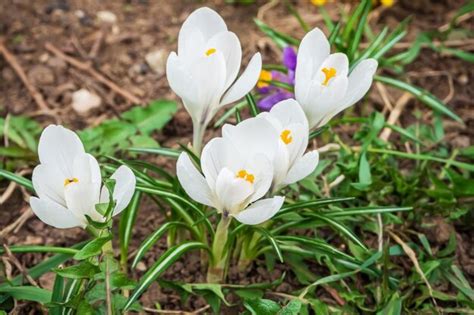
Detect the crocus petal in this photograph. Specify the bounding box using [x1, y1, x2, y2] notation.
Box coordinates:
[245, 153, 274, 203]
[220, 53, 262, 107]
[102, 166, 136, 216]
[222, 115, 278, 161]
[283, 150, 319, 185]
[215, 168, 253, 213]
[32, 164, 67, 206]
[340, 58, 378, 110]
[189, 51, 227, 123]
[304, 76, 348, 129]
[72, 154, 102, 195]
[208, 31, 242, 90]
[318, 59, 378, 127]
[178, 7, 227, 57]
[233, 196, 284, 225]
[64, 181, 101, 221]
[295, 28, 329, 87]
[30, 196, 84, 229]
[177, 152, 215, 208]
[268, 98, 308, 129]
[201, 137, 242, 189]
[314, 53, 349, 81]
[37, 125, 85, 177]
[166, 53, 196, 106]
[282, 46, 297, 71]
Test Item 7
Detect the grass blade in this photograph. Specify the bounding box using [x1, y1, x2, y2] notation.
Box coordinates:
[245, 93, 259, 117]
[119, 191, 142, 267]
[124, 242, 209, 311]
[127, 147, 181, 159]
[375, 75, 462, 123]
[367, 148, 474, 171]
[255, 227, 284, 263]
[132, 221, 189, 268]
[325, 206, 412, 218]
[0, 168, 34, 191]
[0, 286, 51, 304]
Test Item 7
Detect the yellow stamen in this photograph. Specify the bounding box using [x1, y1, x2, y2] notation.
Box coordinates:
[205, 48, 217, 56]
[236, 169, 255, 184]
[380, 0, 394, 7]
[257, 70, 272, 88]
[321, 67, 337, 86]
[311, 0, 327, 6]
[280, 129, 293, 145]
[64, 177, 79, 187]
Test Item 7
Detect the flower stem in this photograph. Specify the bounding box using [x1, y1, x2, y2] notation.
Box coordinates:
[192, 123, 205, 155]
[207, 214, 232, 283]
[103, 240, 114, 315]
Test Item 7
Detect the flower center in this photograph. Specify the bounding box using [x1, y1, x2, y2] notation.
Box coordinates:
[257, 70, 272, 88]
[311, 0, 327, 6]
[64, 177, 79, 187]
[205, 48, 217, 56]
[321, 67, 337, 86]
[280, 129, 293, 145]
[236, 169, 255, 184]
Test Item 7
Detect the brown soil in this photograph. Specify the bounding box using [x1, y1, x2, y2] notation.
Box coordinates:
[1, 0, 473, 312]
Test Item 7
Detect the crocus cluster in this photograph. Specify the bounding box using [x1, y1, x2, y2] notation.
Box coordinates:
[30, 125, 136, 229]
[170, 7, 377, 226]
[177, 99, 318, 225]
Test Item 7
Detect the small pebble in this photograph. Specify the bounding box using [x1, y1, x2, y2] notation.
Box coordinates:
[145, 49, 167, 76]
[71, 89, 102, 115]
[97, 10, 117, 24]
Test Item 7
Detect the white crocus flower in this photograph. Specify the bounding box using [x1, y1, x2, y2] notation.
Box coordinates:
[259, 99, 319, 192]
[166, 7, 262, 153]
[30, 125, 136, 229]
[295, 28, 378, 129]
[177, 119, 284, 225]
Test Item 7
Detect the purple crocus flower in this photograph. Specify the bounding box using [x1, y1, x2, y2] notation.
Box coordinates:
[257, 46, 297, 111]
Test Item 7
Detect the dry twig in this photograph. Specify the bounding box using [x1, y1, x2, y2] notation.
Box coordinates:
[379, 93, 413, 142]
[0, 39, 50, 111]
[2, 245, 39, 287]
[388, 230, 437, 307]
[45, 42, 142, 105]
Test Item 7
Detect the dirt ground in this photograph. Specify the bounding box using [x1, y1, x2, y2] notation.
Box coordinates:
[1, 0, 473, 312]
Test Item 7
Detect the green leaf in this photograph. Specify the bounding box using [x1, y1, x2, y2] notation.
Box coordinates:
[182, 283, 230, 306]
[348, 0, 371, 59]
[119, 191, 142, 266]
[73, 236, 112, 260]
[278, 300, 302, 315]
[367, 148, 474, 171]
[377, 292, 402, 315]
[255, 227, 284, 263]
[122, 100, 177, 135]
[124, 242, 208, 311]
[375, 75, 462, 123]
[276, 197, 355, 216]
[325, 206, 412, 218]
[54, 261, 100, 279]
[0, 168, 34, 191]
[0, 286, 52, 304]
[254, 19, 300, 48]
[244, 298, 281, 315]
[49, 275, 64, 315]
[127, 146, 181, 158]
[132, 221, 189, 268]
[246, 93, 259, 117]
[0, 245, 79, 256]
